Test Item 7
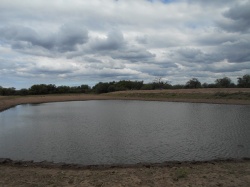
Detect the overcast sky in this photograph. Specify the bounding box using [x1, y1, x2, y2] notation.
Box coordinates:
[0, 0, 250, 89]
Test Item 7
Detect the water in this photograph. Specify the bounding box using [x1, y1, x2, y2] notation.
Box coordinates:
[0, 100, 249, 165]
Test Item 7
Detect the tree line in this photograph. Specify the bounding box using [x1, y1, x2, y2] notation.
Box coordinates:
[0, 74, 249, 96]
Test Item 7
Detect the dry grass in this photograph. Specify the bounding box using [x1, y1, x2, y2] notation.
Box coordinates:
[1, 88, 250, 112]
[107, 88, 250, 94]
[105, 88, 250, 105]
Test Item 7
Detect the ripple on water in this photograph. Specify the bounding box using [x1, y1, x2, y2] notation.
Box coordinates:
[0, 101, 250, 165]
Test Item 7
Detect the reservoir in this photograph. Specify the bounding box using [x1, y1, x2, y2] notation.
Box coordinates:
[0, 100, 249, 165]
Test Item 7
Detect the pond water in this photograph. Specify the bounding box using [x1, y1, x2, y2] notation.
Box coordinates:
[0, 100, 249, 165]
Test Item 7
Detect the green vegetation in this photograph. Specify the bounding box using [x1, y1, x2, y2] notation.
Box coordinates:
[215, 77, 235, 88]
[0, 84, 91, 96]
[0, 74, 249, 96]
[185, 78, 202, 88]
[173, 168, 188, 181]
[237, 74, 250, 88]
[92, 80, 144, 94]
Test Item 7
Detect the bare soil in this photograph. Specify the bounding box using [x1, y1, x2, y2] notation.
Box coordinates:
[0, 160, 249, 187]
[1, 88, 250, 186]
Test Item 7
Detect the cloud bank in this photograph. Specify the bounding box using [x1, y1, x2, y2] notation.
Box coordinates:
[0, 0, 249, 88]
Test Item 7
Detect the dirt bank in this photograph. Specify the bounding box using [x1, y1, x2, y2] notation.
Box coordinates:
[0, 94, 110, 112]
[1, 88, 250, 112]
[0, 159, 249, 186]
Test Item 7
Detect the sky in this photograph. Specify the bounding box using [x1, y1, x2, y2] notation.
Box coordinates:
[0, 0, 250, 89]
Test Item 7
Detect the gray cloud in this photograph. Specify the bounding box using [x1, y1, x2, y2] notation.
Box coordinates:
[202, 61, 250, 73]
[194, 32, 238, 46]
[31, 68, 73, 75]
[87, 30, 156, 62]
[169, 48, 220, 64]
[111, 48, 155, 62]
[136, 35, 148, 44]
[0, 23, 88, 53]
[55, 23, 89, 52]
[0, 26, 38, 43]
[188, 0, 235, 6]
[218, 39, 250, 63]
[90, 30, 125, 51]
[218, 1, 250, 32]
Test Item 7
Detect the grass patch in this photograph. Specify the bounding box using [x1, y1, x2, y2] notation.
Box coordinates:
[173, 168, 188, 181]
[214, 92, 250, 100]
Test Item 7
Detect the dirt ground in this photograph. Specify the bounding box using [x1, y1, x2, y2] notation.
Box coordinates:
[1, 88, 250, 186]
[0, 160, 250, 187]
[1, 88, 250, 112]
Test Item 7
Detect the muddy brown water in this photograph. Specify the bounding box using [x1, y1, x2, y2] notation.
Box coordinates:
[0, 100, 249, 165]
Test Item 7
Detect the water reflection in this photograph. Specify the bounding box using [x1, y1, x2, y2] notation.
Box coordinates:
[0, 100, 249, 165]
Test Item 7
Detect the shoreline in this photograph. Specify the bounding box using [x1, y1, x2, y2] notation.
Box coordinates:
[1, 88, 250, 112]
[1, 157, 250, 170]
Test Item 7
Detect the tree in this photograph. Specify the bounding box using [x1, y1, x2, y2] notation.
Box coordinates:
[56, 86, 70, 93]
[162, 81, 172, 89]
[130, 81, 144, 90]
[29, 84, 49, 95]
[115, 80, 130, 91]
[92, 82, 110, 93]
[141, 84, 154, 90]
[237, 74, 250, 88]
[80, 84, 91, 93]
[215, 77, 234, 88]
[17, 88, 29, 96]
[0, 87, 16, 95]
[185, 78, 201, 88]
[202, 83, 216, 88]
[107, 85, 116, 92]
[47, 84, 56, 94]
[153, 77, 164, 89]
[172, 84, 184, 89]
